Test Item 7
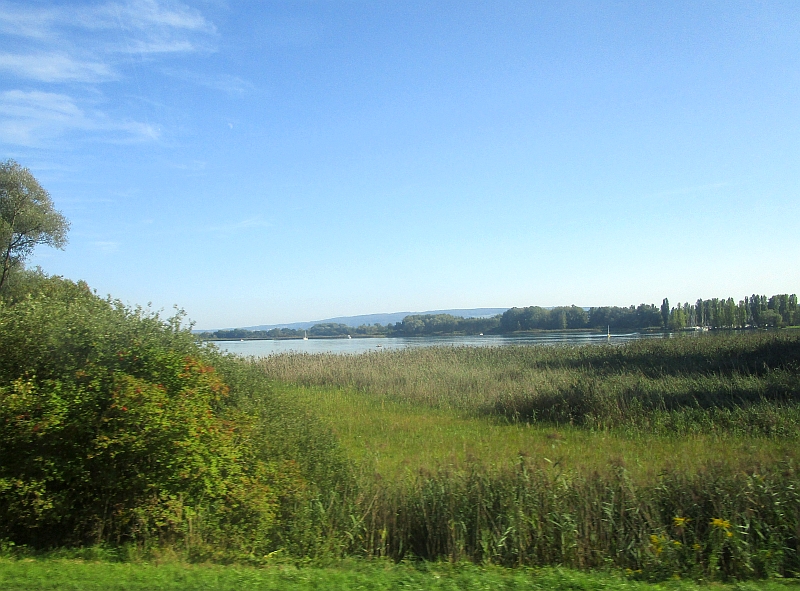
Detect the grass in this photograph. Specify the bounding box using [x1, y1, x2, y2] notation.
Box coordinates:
[1, 557, 799, 591]
[255, 331, 800, 432]
[286, 384, 800, 482]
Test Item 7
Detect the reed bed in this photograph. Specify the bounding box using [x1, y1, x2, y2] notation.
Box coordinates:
[255, 331, 800, 434]
[340, 459, 800, 580]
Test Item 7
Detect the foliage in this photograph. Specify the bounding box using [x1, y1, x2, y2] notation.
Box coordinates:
[200, 322, 389, 340]
[392, 313, 500, 336]
[6, 558, 796, 591]
[249, 333, 800, 578]
[500, 306, 589, 331]
[287, 384, 800, 485]
[0, 160, 69, 291]
[4, 273, 800, 580]
[199, 292, 799, 342]
[0, 277, 348, 559]
[588, 304, 663, 330]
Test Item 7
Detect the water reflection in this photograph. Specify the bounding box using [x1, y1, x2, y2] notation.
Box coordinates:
[211, 330, 693, 357]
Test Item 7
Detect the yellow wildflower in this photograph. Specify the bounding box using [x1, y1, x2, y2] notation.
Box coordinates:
[673, 516, 690, 528]
[710, 518, 731, 530]
[649, 534, 664, 554]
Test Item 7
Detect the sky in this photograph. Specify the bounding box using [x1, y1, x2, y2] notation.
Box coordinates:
[1, 0, 798, 329]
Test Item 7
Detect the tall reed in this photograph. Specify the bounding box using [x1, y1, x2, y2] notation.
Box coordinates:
[254, 331, 800, 434]
[325, 459, 800, 580]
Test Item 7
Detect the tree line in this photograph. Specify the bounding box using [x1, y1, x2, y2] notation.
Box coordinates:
[199, 294, 799, 340]
[198, 322, 389, 340]
[504, 294, 798, 332]
[661, 294, 799, 330]
[198, 315, 500, 340]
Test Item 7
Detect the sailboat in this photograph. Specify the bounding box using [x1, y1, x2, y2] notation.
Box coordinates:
[303, 330, 308, 341]
[607, 325, 611, 339]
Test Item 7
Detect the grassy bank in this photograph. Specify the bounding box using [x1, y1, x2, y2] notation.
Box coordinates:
[2, 557, 799, 591]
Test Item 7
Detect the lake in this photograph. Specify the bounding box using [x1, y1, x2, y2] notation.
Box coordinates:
[211, 330, 695, 357]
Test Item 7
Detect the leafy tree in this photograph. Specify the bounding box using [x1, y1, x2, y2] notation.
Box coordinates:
[0, 160, 69, 291]
[660, 298, 670, 328]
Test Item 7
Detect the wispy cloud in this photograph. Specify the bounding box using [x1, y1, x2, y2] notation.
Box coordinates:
[0, 52, 117, 83]
[0, 0, 215, 52]
[0, 2, 58, 39]
[0, 90, 159, 147]
[78, 0, 216, 55]
[81, 0, 214, 35]
[0, 0, 220, 147]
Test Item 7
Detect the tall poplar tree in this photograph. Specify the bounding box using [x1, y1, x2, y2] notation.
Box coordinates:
[661, 298, 670, 328]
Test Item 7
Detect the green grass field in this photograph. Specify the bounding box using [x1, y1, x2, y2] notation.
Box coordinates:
[287, 383, 799, 481]
[2, 558, 799, 591]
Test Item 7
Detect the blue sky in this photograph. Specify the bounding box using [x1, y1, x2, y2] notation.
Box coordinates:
[2, 1, 798, 329]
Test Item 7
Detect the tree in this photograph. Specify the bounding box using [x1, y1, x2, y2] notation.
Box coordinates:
[661, 298, 670, 328]
[0, 160, 69, 291]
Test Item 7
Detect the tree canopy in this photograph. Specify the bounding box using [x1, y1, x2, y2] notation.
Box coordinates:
[0, 160, 69, 290]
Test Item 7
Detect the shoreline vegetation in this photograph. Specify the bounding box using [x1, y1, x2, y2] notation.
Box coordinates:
[1, 272, 799, 585]
[197, 294, 799, 341]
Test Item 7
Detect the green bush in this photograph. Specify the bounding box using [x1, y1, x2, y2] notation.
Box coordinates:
[0, 277, 345, 558]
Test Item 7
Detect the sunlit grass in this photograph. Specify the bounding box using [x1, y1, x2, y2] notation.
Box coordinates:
[1, 557, 798, 591]
[288, 384, 800, 482]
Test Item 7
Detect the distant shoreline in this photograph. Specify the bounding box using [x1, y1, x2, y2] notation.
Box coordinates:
[198, 326, 721, 342]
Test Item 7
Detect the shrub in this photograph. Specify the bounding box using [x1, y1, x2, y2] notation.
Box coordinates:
[0, 278, 291, 555]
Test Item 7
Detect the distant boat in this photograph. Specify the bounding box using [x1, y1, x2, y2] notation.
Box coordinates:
[347, 335, 352, 339]
[479, 333, 483, 336]
[376, 344, 382, 348]
[303, 331, 308, 341]
[607, 325, 611, 339]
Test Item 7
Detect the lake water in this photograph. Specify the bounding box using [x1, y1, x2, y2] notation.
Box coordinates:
[212, 330, 694, 357]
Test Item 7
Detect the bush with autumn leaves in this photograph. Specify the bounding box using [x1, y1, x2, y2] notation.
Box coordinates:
[0, 276, 348, 559]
